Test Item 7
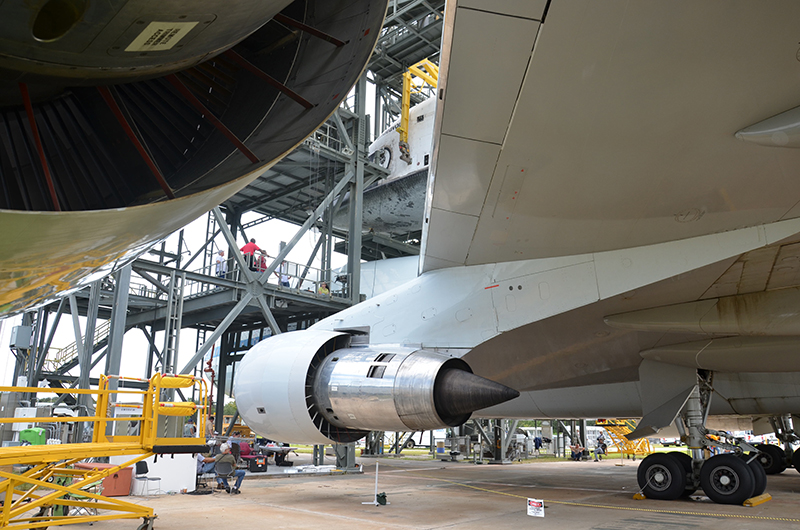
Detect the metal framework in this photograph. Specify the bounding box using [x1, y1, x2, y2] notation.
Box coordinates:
[597, 418, 653, 459]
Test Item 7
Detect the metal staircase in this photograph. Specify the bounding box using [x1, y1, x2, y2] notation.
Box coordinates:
[160, 271, 185, 375]
[42, 320, 111, 374]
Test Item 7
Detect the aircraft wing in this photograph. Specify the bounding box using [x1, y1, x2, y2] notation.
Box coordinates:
[421, 0, 800, 272]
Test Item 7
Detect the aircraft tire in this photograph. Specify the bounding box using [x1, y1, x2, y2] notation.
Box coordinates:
[668, 451, 697, 496]
[637, 453, 687, 500]
[792, 448, 800, 473]
[743, 454, 767, 496]
[700, 454, 755, 505]
[405, 439, 415, 449]
[755, 444, 786, 474]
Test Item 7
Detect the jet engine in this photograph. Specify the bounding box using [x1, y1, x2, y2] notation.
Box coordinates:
[0, 0, 386, 315]
[235, 329, 519, 444]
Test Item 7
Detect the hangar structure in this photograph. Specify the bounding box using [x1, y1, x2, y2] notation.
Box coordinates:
[2, 0, 445, 443]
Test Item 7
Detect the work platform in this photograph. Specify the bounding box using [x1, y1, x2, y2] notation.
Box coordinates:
[0, 374, 208, 530]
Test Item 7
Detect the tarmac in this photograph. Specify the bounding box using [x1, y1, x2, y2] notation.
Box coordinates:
[56, 452, 800, 529]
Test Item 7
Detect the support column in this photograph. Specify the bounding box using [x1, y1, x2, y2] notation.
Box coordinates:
[579, 419, 587, 449]
[105, 265, 131, 396]
[334, 443, 358, 471]
[214, 333, 231, 435]
[26, 308, 45, 399]
[347, 74, 367, 303]
[82, 281, 101, 393]
[312, 445, 325, 465]
[67, 294, 87, 441]
[32, 299, 66, 385]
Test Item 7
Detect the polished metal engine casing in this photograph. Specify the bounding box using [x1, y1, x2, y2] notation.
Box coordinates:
[235, 329, 473, 444]
[313, 347, 470, 432]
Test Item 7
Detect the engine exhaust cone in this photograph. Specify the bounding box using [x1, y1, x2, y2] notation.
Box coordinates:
[434, 368, 520, 426]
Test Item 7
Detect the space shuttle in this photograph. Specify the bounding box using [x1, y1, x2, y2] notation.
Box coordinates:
[236, 0, 800, 505]
[0, 0, 386, 316]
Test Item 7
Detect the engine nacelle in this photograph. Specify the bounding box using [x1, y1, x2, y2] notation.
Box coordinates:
[235, 329, 519, 444]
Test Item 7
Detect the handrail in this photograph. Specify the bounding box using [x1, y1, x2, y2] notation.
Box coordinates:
[0, 372, 207, 451]
[42, 320, 111, 373]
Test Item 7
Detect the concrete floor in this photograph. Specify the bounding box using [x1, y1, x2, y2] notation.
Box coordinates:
[54, 454, 800, 529]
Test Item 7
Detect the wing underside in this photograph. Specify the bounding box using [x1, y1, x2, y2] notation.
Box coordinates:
[422, 0, 800, 272]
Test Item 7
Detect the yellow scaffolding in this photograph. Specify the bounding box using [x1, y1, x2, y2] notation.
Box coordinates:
[596, 418, 653, 459]
[396, 58, 438, 162]
[0, 373, 208, 529]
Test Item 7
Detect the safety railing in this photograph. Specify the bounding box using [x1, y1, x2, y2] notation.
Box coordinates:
[186, 255, 345, 299]
[0, 373, 208, 454]
[0, 373, 208, 529]
[42, 320, 111, 374]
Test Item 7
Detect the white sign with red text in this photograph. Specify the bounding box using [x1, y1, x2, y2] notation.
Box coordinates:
[527, 498, 544, 517]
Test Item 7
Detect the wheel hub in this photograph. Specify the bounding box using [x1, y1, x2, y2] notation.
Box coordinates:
[710, 466, 739, 494]
[647, 465, 672, 491]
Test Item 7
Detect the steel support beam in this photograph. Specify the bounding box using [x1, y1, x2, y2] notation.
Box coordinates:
[135, 270, 170, 295]
[212, 207, 282, 335]
[254, 170, 355, 285]
[347, 74, 368, 303]
[67, 294, 88, 440]
[82, 282, 101, 394]
[178, 292, 253, 375]
[105, 265, 131, 397]
[182, 226, 222, 271]
[140, 326, 164, 379]
[32, 299, 65, 384]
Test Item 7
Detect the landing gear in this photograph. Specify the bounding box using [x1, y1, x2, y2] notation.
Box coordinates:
[636, 371, 769, 505]
[754, 443, 786, 474]
[637, 453, 686, 500]
[792, 447, 800, 473]
[759, 414, 799, 474]
[744, 454, 767, 497]
[699, 454, 755, 505]
[669, 451, 697, 496]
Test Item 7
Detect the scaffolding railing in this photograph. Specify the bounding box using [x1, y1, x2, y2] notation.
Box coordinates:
[42, 321, 111, 374]
[185, 255, 346, 299]
[596, 418, 653, 459]
[0, 373, 208, 529]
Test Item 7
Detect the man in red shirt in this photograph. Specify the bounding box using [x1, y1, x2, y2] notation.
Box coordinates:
[240, 238, 260, 271]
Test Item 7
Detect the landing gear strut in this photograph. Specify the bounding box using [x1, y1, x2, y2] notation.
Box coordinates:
[760, 414, 799, 475]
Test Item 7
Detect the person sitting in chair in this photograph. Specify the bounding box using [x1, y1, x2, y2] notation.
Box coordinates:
[593, 435, 607, 462]
[203, 443, 245, 494]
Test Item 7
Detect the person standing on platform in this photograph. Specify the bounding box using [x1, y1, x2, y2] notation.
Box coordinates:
[215, 250, 228, 278]
[256, 250, 268, 273]
[240, 238, 260, 271]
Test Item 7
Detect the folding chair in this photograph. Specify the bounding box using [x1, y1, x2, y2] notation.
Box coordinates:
[133, 461, 161, 496]
[214, 460, 236, 494]
[69, 480, 104, 519]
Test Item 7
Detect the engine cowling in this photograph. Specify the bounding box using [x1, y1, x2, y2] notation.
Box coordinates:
[235, 329, 519, 444]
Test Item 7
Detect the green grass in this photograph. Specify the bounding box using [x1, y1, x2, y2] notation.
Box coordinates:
[290, 444, 689, 462]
